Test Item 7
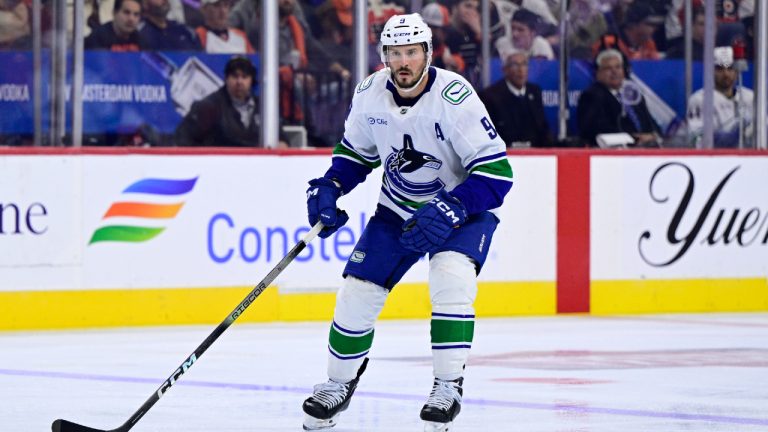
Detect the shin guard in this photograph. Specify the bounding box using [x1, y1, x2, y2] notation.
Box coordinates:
[327, 276, 388, 382]
[429, 252, 478, 381]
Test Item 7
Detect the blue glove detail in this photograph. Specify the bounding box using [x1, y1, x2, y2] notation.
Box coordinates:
[400, 189, 468, 253]
[307, 177, 348, 238]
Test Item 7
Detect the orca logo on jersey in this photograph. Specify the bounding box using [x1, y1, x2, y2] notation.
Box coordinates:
[384, 134, 445, 197]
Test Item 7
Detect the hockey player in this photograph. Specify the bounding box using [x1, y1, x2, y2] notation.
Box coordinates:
[686, 46, 755, 148]
[301, 13, 513, 432]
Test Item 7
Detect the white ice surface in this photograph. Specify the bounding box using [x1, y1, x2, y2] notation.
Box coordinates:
[1, 314, 767, 431]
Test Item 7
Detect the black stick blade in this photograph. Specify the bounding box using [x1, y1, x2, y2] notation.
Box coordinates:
[52, 419, 109, 432]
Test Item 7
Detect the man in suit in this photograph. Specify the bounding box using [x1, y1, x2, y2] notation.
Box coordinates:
[479, 52, 552, 147]
[577, 48, 660, 147]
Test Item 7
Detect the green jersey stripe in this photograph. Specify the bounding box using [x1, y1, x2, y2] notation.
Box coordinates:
[469, 159, 513, 179]
[333, 144, 381, 169]
[470, 171, 516, 182]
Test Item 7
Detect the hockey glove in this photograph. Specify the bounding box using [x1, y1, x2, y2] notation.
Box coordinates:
[400, 189, 468, 253]
[307, 177, 349, 238]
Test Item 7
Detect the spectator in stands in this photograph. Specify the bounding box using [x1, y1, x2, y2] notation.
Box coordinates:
[85, 0, 143, 51]
[277, 0, 351, 124]
[496, 8, 555, 60]
[421, 2, 464, 73]
[87, 0, 203, 34]
[197, 0, 254, 53]
[663, 0, 697, 52]
[509, 0, 559, 42]
[140, 0, 201, 50]
[596, 1, 663, 60]
[168, 0, 204, 28]
[686, 46, 754, 148]
[445, 0, 483, 86]
[0, 0, 30, 49]
[665, 5, 705, 60]
[229, 0, 312, 52]
[175, 56, 288, 147]
[480, 52, 552, 147]
[228, 0, 260, 49]
[564, 0, 609, 59]
[577, 48, 661, 147]
[315, 0, 351, 65]
[513, 0, 558, 28]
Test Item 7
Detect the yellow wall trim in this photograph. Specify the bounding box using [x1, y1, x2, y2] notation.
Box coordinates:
[0, 281, 555, 331]
[591, 278, 768, 314]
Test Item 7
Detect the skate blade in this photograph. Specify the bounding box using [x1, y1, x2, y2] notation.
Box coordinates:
[303, 413, 340, 430]
[424, 420, 452, 432]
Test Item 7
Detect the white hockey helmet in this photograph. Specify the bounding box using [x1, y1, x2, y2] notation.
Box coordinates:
[378, 13, 433, 65]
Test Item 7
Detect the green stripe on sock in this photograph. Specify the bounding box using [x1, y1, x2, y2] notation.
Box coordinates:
[431, 319, 475, 344]
[329, 325, 375, 356]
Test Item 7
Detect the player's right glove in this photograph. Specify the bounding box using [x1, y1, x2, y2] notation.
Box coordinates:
[400, 189, 468, 253]
[307, 177, 349, 238]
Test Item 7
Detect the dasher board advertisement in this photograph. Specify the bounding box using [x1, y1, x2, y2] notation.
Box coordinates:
[591, 156, 768, 280]
[1, 154, 552, 292]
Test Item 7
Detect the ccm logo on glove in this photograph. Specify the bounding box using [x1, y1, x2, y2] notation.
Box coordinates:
[433, 198, 462, 225]
[399, 189, 468, 253]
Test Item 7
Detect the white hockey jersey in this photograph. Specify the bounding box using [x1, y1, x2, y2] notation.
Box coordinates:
[687, 86, 755, 147]
[327, 67, 513, 220]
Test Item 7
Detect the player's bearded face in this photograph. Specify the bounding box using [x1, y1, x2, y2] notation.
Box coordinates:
[386, 44, 428, 89]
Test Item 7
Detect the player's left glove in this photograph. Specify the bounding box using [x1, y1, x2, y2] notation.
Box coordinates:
[400, 189, 468, 253]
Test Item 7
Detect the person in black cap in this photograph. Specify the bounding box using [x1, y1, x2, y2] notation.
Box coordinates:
[175, 56, 288, 147]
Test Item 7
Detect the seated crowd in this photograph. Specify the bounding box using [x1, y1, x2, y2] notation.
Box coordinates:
[0, 0, 758, 148]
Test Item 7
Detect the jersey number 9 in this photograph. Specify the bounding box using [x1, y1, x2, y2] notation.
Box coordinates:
[481, 116, 498, 140]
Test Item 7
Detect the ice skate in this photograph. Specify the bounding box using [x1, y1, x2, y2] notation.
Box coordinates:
[420, 377, 463, 432]
[302, 358, 368, 430]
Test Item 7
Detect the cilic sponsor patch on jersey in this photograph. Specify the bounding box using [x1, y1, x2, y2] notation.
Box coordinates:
[441, 80, 472, 105]
[350, 251, 366, 263]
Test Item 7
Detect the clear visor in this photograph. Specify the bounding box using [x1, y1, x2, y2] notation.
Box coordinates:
[383, 45, 427, 63]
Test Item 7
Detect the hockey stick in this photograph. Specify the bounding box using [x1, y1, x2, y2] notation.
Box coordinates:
[52, 221, 326, 432]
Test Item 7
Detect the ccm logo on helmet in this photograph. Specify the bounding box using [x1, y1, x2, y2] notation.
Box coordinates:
[394, 32, 410, 37]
